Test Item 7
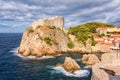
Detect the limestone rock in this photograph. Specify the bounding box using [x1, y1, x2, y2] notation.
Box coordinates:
[81, 54, 100, 67]
[56, 63, 63, 67]
[92, 53, 120, 80]
[63, 57, 81, 72]
[81, 54, 89, 61]
[101, 53, 120, 66]
[23, 48, 30, 57]
[32, 16, 64, 30]
[68, 34, 85, 52]
[18, 16, 103, 58]
[86, 39, 92, 53]
[18, 16, 70, 57]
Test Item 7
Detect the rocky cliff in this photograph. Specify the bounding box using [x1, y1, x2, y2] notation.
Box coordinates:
[18, 26, 69, 57]
[18, 16, 85, 57]
[18, 16, 104, 58]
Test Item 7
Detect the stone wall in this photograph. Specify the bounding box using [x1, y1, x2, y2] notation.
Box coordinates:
[32, 16, 64, 30]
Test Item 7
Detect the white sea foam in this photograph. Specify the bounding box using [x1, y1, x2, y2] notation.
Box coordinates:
[9, 47, 56, 59]
[83, 66, 89, 68]
[9, 47, 19, 54]
[46, 65, 54, 69]
[51, 66, 90, 77]
[76, 58, 80, 61]
[9, 47, 23, 57]
[38, 56, 55, 59]
[9, 47, 35, 59]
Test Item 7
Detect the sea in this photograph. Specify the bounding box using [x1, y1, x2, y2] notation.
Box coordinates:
[0, 33, 92, 80]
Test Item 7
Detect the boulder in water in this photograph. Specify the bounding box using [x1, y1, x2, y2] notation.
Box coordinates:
[57, 57, 81, 73]
[63, 57, 81, 72]
[81, 54, 100, 67]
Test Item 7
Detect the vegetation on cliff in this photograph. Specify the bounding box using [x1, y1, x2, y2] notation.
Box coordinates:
[68, 22, 113, 45]
[67, 41, 74, 49]
[26, 27, 34, 33]
[43, 36, 56, 45]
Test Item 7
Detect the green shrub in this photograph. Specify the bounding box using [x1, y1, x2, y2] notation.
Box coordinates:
[67, 41, 74, 49]
[26, 27, 34, 33]
[51, 39, 57, 44]
[98, 33, 105, 37]
[91, 40, 97, 46]
[43, 36, 52, 45]
[90, 35, 97, 46]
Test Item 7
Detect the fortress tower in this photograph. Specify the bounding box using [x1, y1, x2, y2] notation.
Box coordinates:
[32, 16, 64, 30]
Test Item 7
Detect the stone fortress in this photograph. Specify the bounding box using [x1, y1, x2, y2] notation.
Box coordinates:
[32, 16, 64, 30]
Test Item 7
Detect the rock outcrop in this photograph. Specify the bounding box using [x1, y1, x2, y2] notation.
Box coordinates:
[18, 16, 70, 57]
[85, 39, 92, 53]
[18, 25, 69, 57]
[92, 53, 120, 80]
[18, 16, 87, 57]
[32, 16, 64, 30]
[57, 57, 81, 73]
[68, 34, 85, 52]
[81, 54, 100, 67]
[18, 16, 102, 58]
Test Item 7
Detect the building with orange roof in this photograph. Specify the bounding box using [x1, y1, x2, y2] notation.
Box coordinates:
[96, 27, 107, 35]
[96, 27, 120, 35]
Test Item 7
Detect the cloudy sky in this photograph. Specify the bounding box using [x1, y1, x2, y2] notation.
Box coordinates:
[0, 0, 120, 33]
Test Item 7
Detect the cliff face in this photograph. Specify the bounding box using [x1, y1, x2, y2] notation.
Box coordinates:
[18, 16, 103, 57]
[18, 26, 69, 57]
[18, 16, 84, 57]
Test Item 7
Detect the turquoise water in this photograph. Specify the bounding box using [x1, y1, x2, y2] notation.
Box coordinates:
[0, 33, 91, 80]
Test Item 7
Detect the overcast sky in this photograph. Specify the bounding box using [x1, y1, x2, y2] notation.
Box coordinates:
[0, 0, 120, 33]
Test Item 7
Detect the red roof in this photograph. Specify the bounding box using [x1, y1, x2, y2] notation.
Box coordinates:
[110, 34, 120, 38]
[105, 43, 114, 46]
[97, 28, 107, 30]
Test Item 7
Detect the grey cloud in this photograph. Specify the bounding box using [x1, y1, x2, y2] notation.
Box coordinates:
[108, 14, 120, 25]
[0, 0, 120, 32]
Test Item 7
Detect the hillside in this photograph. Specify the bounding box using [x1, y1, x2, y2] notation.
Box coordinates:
[68, 22, 114, 45]
[18, 17, 114, 58]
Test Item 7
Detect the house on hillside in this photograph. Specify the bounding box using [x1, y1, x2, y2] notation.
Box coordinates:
[110, 34, 120, 38]
[96, 28, 107, 35]
[107, 26, 120, 33]
[110, 40, 120, 50]
[96, 27, 120, 35]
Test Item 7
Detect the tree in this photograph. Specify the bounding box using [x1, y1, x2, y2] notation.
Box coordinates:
[68, 22, 114, 45]
[67, 41, 74, 49]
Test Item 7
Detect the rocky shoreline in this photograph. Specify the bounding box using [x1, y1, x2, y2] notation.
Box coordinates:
[18, 16, 112, 58]
[18, 16, 120, 80]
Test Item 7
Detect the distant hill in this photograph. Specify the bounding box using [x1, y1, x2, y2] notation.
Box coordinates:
[68, 22, 114, 34]
[68, 22, 114, 45]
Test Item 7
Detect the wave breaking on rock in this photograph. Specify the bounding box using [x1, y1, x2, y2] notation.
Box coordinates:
[51, 66, 90, 77]
[10, 47, 56, 59]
